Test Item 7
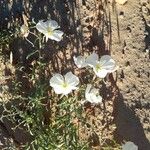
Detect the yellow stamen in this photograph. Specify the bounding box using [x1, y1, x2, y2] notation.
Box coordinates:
[47, 27, 53, 36]
[95, 64, 102, 72]
[62, 82, 68, 88]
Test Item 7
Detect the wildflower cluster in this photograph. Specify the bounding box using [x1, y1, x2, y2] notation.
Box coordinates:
[53, 54, 118, 104]
[21, 18, 118, 104]
[20, 18, 140, 150]
[50, 51, 117, 104]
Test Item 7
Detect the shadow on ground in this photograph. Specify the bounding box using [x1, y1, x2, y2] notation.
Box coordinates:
[113, 88, 150, 150]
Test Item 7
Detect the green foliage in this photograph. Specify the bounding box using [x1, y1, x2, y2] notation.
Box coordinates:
[0, 18, 121, 150]
[0, 60, 89, 149]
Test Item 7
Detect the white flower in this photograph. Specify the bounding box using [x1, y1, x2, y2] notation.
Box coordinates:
[73, 55, 87, 68]
[86, 52, 117, 78]
[20, 24, 29, 38]
[50, 72, 79, 95]
[122, 141, 138, 150]
[36, 20, 64, 42]
[85, 84, 102, 104]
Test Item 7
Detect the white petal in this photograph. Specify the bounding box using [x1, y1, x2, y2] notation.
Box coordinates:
[100, 55, 112, 64]
[73, 56, 87, 68]
[93, 68, 108, 78]
[53, 86, 65, 94]
[100, 55, 116, 72]
[90, 88, 99, 95]
[47, 30, 64, 42]
[61, 86, 73, 95]
[36, 20, 47, 33]
[90, 88, 102, 103]
[50, 74, 64, 88]
[46, 20, 59, 30]
[90, 94, 102, 104]
[85, 84, 102, 104]
[53, 85, 72, 95]
[52, 84, 73, 95]
[86, 52, 99, 67]
[94, 95, 102, 103]
[65, 72, 79, 88]
[122, 142, 138, 150]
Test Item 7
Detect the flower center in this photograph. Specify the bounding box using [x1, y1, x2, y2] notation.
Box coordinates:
[95, 63, 102, 72]
[62, 82, 68, 88]
[47, 27, 53, 35]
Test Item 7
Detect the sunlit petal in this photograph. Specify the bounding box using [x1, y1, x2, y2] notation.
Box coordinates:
[93, 68, 108, 78]
[86, 52, 99, 67]
[65, 72, 79, 87]
[100, 55, 116, 72]
[47, 20, 59, 30]
[53, 86, 65, 94]
[73, 56, 87, 68]
[61, 86, 73, 95]
[47, 30, 63, 42]
[36, 20, 47, 33]
[85, 84, 102, 104]
[50, 74, 64, 88]
[99, 55, 112, 65]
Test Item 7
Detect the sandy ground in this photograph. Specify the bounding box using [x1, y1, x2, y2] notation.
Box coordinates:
[111, 0, 150, 145]
[0, 0, 150, 149]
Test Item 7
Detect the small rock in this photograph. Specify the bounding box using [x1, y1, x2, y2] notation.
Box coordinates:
[145, 49, 149, 53]
[116, 0, 128, 5]
[142, 6, 149, 14]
